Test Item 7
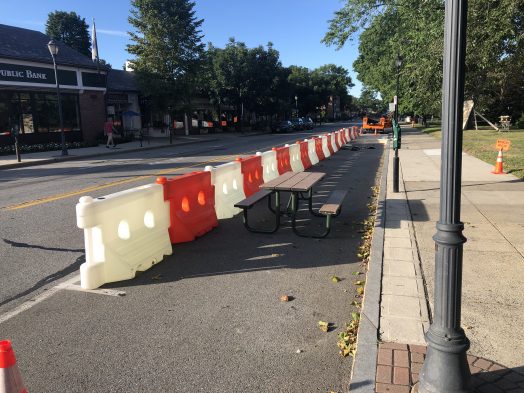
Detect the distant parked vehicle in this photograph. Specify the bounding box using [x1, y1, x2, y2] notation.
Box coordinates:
[302, 117, 314, 129]
[291, 118, 305, 130]
[271, 120, 293, 133]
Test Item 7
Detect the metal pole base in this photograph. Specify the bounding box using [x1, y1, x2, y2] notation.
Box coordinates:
[418, 329, 471, 393]
[393, 155, 400, 193]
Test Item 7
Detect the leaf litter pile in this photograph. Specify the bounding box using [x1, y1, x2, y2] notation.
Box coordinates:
[336, 185, 379, 358]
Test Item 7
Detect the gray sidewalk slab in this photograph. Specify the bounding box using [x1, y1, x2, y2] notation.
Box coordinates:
[350, 130, 523, 393]
[398, 129, 524, 368]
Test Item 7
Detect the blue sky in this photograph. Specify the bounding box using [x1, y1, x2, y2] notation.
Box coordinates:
[0, 0, 362, 96]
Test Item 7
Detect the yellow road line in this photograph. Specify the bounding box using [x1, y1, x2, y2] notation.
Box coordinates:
[2, 153, 237, 211]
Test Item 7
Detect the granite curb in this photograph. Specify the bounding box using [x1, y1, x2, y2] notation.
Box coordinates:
[349, 137, 390, 392]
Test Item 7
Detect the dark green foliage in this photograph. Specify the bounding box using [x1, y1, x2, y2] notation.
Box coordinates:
[45, 11, 91, 56]
[324, 0, 524, 120]
[127, 0, 205, 111]
[205, 39, 291, 120]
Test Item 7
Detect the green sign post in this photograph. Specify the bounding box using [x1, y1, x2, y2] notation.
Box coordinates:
[393, 120, 402, 150]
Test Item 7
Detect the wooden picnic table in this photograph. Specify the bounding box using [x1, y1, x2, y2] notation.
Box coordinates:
[260, 171, 325, 193]
[236, 171, 347, 238]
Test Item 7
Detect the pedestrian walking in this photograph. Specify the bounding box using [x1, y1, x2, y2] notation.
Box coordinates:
[104, 120, 116, 148]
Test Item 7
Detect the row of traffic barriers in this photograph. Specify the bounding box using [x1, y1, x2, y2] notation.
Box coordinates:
[76, 128, 360, 289]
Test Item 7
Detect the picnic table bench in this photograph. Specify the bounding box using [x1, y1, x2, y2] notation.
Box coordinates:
[234, 171, 348, 238]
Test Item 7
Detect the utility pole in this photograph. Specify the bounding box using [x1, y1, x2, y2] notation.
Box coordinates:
[416, 0, 471, 391]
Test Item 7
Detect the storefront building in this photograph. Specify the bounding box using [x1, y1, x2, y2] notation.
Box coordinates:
[106, 69, 141, 135]
[0, 24, 107, 147]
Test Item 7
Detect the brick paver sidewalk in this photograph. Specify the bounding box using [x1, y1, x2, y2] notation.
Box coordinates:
[376, 342, 524, 392]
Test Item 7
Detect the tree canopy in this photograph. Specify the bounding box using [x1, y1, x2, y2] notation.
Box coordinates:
[324, 0, 524, 120]
[45, 11, 91, 57]
[127, 0, 205, 110]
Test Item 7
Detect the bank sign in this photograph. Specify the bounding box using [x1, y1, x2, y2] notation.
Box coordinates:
[0, 63, 77, 86]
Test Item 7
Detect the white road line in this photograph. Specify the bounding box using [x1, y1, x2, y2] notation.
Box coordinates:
[0, 275, 126, 325]
[0, 275, 80, 325]
[60, 284, 126, 297]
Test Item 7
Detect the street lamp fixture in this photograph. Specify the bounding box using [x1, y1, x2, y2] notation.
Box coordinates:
[395, 56, 402, 70]
[294, 95, 298, 117]
[47, 40, 68, 156]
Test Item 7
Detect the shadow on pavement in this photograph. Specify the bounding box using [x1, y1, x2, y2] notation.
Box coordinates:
[471, 365, 524, 391]
[104, 143, 385, 289]
[1, 141, 387, 393]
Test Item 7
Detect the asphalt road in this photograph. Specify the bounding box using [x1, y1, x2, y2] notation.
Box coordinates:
[0, 124, 345, 311]
[0, 122, 386, 392]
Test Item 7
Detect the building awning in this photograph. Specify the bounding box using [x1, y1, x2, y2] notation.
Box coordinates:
[122, 110, 140, 117]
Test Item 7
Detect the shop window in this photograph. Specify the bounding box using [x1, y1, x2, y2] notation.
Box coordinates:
[34, 92, 80, 133]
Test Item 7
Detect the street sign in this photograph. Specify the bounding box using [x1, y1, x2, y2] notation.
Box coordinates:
[462, 100, 474, 130]
[389, 103, 395, 112]
[495, 139, 511, 151]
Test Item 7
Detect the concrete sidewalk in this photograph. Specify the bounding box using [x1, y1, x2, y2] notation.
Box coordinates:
[352, 129, 524, 392]
[0, 135, 221, 169]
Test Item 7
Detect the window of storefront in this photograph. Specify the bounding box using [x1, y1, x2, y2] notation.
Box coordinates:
[0, 91, 81, 134]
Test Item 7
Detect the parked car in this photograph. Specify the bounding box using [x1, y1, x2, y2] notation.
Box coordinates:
[290, 118, 305, 130]
[302, 117, 314, 129]
[271, 120, 293, 133]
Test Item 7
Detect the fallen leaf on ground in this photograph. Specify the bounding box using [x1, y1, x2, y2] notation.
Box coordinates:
[318, 321, 336, 332]
[331, 275, 341, 283]
[280, 295, 290, 302]
[352, 271, 362, 276]
[354, 280, 365, 285]
[357, 286, 364, 295]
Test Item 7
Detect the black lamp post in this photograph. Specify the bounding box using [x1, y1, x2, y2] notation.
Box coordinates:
[295, 95, 298, 117]
[47, 40, 68, 156]
[393, 55, 402, 193]
[168, 105, 173, 144]
[417, 0, 471, 392]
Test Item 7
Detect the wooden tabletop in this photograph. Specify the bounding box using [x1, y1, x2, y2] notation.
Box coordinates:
[260, 171, 325, 192]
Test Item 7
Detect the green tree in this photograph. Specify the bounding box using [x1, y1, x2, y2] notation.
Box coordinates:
[45, 11, 91, 56]
[286, 64, 353, 117]
[311, 64, 354, 111]
[324, 0, 524, 120]
[354, 88, 386, 114]
[127, 0, 205, 115]
[288, 66, 315, 115]
[206, 39, 288, 127]
[207, 38, 249, 126]
[245, 42, 287, 116]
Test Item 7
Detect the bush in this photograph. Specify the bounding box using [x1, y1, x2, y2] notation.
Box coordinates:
[0, 141, 87, 156]
[517, 113, 524, 129]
